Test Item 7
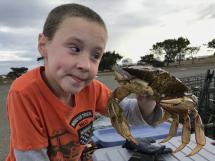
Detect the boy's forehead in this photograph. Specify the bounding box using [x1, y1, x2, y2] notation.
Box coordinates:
[56, 17, 107, 48]
[58, 17, 107, 36]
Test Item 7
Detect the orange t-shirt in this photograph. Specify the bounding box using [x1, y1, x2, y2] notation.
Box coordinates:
[6, 66, 111, 161]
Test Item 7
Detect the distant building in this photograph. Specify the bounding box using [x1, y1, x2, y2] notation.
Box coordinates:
[154, 55, 165, 62]
[121, 58, 133, 66]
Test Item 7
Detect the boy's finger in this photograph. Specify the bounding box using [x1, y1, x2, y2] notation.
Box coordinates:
[137, 95, 146, 101]
[137, 95, 153, 101]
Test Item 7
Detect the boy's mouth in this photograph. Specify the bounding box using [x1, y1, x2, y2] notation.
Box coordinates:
[69, 74, 88, 83]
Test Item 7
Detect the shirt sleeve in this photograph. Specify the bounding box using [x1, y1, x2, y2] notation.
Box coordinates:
[119, 97, 163, 126]
[14, 148, 49, 161]
[7, 91, 48, 150]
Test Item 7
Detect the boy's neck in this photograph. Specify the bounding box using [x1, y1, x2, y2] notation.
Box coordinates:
[41, 69, 75, 107]
[59, 94, 75, 107]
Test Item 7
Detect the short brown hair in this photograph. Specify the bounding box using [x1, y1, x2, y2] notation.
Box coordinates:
[43, 3, 107, 40]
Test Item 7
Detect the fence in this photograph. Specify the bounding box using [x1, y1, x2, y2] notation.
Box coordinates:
[180, 69, 215, 138]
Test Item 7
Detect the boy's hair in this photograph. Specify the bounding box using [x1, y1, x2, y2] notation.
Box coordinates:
[43, 3, 107, 40]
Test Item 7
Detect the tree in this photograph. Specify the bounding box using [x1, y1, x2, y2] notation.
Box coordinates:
[6, 67, 28, 79]
[176, 37, 190, 65]
[152, 40, 177, 66]
[208, 39, 215, 55]
[99, 51, 122, 71]
[208, 39, 215, 48]
[184, 46, 200, 64]
[152, 37, 190, 66]
[139, 54, 165, 67]
[140, 54, 154, 63]
[149, 47, 165, 59]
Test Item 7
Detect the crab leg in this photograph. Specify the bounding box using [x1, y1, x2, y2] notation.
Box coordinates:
[187, 109, 206, 157]
[160, 96, 198, 110]
[160, 114, 179, 143]
[174, 115, 191, 153]
[111, 82, 152, 103]
[160, 98, 182, 104]
[156, 110, 171, 124]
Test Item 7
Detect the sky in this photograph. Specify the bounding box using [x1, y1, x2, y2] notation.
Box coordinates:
[0, 0, 215, 74]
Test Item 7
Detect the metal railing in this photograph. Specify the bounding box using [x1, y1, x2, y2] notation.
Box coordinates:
[180, 69, 215, 138]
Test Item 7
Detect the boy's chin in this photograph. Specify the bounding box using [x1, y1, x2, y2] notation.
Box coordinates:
[65, 85, 86, 94]
[62, 80, 92, 94]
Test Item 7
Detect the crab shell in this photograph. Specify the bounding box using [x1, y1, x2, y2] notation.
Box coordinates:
[115, 65, 190, 100]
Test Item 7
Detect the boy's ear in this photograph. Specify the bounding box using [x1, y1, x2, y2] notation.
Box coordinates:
[38, 33, 48, 58]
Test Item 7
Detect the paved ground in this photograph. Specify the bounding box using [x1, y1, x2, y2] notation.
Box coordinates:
[0, 83, 10, 160]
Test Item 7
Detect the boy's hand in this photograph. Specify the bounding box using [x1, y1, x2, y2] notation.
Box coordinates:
[137, 94, 156, 118]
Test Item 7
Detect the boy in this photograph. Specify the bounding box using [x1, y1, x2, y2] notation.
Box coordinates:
[6, 3, 162, 161]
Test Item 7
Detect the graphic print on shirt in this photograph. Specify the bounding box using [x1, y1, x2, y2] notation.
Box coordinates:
[78, 121, 93, 144]
[70, 110, 94, 145]
[70, 110, 93, 128]
[48, 130, 76, 160]
[48, 110, 94, 160]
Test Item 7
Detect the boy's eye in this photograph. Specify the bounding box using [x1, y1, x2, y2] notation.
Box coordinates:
[92, 52, 102, 60]
[69, 46, 80, 53]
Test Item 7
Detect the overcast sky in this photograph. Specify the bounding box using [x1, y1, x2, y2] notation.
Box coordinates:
[0, 0, 215, 74]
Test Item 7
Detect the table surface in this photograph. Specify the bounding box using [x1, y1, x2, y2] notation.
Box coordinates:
[92, 134, 215, 161]
[93, 122, 182, 148]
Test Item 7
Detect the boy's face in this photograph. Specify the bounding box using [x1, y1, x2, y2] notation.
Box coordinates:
[39, 17, 107, 95]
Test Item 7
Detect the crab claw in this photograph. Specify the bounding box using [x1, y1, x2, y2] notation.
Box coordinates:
[107, 96, 138, 144]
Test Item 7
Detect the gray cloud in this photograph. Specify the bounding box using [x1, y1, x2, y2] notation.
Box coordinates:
[0, 0, 214, 75]
[0, 0, 49, 65]
[0, 32, 35, 49]
[0, 60, 41, 75]
[105, 0, 190, 32]
[141, 0, 184, 13]
[117, 12, 160, 28]
[197, 3, 215, 19]
[0, 31, 39, 61]
[0, 0, 50, 28]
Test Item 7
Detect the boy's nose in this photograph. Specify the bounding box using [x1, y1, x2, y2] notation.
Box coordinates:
[77, 55, 91, 71]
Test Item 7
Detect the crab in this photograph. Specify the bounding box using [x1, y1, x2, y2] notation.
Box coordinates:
[107, 65, 206, 156]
